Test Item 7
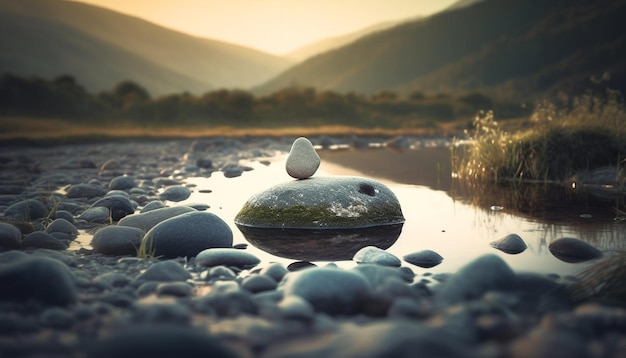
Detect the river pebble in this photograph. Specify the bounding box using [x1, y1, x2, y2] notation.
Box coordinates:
[142, 211, 233, 258]
[195, 248, 260, 269]
[159, 185, 191, 202]
[403, 249, 444, 268]
[549, 237, 603, 263]
[0, 222, 21, 250]
[21, 231, 68, 250]
[353, 245, 401, 266]
[0, 257, 76, 306]
[91, 225, 145, 255]
[136, 260, 191, 282]
[490, 233, 527, 254]
[118, 205, 196, 232]
[285, 137, 320, 179]
[283, 267, 371, 315]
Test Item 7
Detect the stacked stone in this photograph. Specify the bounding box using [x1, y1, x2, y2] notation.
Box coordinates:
[285, 137, 320, 179]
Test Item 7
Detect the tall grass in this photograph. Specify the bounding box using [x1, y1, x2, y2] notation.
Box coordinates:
[452, 90, 626, 184]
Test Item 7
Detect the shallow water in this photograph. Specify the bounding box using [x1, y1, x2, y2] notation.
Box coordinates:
[176, 146, 624, 276]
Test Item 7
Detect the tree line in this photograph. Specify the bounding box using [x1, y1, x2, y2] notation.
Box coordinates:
[0, 74, 529, 129]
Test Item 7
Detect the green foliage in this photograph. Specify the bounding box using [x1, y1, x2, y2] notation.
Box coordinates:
[453, 90, 626, 183]
[0, 74, 528, 130]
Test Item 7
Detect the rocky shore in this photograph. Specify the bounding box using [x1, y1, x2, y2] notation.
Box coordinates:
[0, 137, 625, 357]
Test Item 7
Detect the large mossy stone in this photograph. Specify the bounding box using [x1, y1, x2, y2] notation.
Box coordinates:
[234, 176, 404, 229]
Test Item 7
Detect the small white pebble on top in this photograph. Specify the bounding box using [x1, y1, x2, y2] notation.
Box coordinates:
[286, 137, 320, 179]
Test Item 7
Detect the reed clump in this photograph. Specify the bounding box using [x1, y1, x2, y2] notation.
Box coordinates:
[453, 90, 626, 186]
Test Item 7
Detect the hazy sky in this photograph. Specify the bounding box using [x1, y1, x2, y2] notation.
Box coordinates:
[72, 0, 458, 55]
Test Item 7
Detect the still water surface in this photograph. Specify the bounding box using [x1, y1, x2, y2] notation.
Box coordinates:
[179, 146, 624, 276]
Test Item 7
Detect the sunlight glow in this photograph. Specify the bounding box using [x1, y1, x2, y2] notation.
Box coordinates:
[70, 0, 457, 54]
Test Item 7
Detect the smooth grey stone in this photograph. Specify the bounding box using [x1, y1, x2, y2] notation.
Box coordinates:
[0, 222, 21, 250]
[89, 195, 135, 221]
[278, 295, 315, 320]
[131, 303, 192, 325]
[259, 262, 289, 282]
[53, 210, 75, 223]
[235, 176, 404, 229]
[0, 257, 77, 306]
[403, 249, 444, 268]
[353, 246, 401, 266]
[65, 183, 107, 199]
[548, 237, 603, 263]
[203, 265, 237, 281]
[4, 199, 47, 221]
[78, 206, 111, 223]
[46, 218, 78, 239]
[195, 248, 259, 269]
[0, 250, 28, 264]
[351, 264, 410, 289]
[140, 200, 165, 213]
[91, 225, 144, 256]
[159, 185, 191, 202]
[435, 254, 516, 308]
[143, 212, 232, 259]
[109, 176, 137, 190]
[118, 206, 196, 232]
[21, 231, 67, 250]
[156, 282, 193, 297]
[241, 274, 277, 293]
[286, 137, 320, 179]
[490, 233, 527, 254]
[84, 324, 241, 358]
[106, 190, 130, 197]
[195, 288, 257, 318]
[283, 267, 370, 315]
[136, 260, 191, 282]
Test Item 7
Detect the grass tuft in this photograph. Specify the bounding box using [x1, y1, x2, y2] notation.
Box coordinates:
[569, 251, 626, 305]
[453, 90, 626, 185]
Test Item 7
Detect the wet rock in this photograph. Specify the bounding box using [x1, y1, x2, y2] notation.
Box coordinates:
[549, 237, 603, 263]
[0, 250, 28, 263]
[156, 282, 194, 297]
[78, 206, 111, 223]
[65, 183, 107, 199]
[286, 137, 320, 179]
[351, 264, 411, 289]
[403, 249, 444, 268]
[0, 222, 21, 250]
[53, 210, 75, 223]
[84, 324, 241, 358]
[109, 176, 137, 191]
[91, 226, 145, 255]
[241, 274, 277, 293]
[140, 200, 165, 213]
[435, 254, 516, 308]
[4, 199, 47, 221]
[118, 206, 196, 232]
[89, 195, 135, 221]
[46, 218, 78, 240]
[259, 262, 289, 282]
[20, 231, 67, 250]
[0, 257, 76, 306]
[143, 211, 233, 259]
[353, 246, 401, 266]
[283, 267, 371, 315]
[490, 233, 527, 254]
[195, 248, 260, 269]
[136, 260, 192, 282]
[235, 176, 404, 229]
[159, 185, 191, 202]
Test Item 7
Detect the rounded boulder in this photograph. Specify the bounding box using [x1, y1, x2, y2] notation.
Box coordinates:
[142, 211, 233, 259]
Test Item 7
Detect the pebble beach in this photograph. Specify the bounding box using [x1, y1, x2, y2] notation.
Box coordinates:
[1, 136, 625, 358]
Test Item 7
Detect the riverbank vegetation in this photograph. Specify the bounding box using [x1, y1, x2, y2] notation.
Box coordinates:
[452, 90, 626, 188]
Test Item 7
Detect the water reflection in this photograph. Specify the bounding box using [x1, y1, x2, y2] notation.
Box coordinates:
[236, 223, 403, 261]
[178, 145, 624, 275]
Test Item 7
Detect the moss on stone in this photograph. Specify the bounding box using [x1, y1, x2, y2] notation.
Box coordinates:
[235, 201, 404, 229]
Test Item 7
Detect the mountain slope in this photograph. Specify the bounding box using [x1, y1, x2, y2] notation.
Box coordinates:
[256, 0, 626, 99]
[0, 0, 293, 95]
[285, 19, 409, 62]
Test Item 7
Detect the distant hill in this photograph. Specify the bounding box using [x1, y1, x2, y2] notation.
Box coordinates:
[285, 19, 410, 63]
[255, 0, 626, 100]
[0, 0, 293, 95]
[285, 0, 484, 63]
